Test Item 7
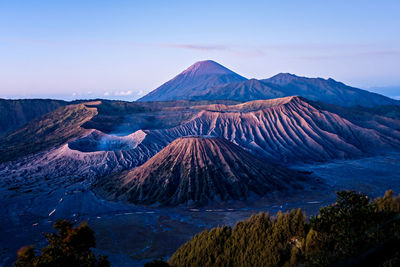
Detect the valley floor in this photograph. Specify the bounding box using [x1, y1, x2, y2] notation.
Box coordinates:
[1, 153, 400, 267]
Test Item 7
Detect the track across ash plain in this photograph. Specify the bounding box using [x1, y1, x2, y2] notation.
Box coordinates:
[1, 152, 399, 267]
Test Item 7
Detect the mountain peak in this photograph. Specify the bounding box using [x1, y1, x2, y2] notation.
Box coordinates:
[137, 60, 247, 102]
[181, 60, 242, 77]
[266, 73, 299, 84]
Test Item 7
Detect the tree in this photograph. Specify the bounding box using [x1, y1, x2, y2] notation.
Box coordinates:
[168, 190, 400, 267]
[310, 190, 375, 259]
[14, 220, 109, 267]
[375, 190, 400, 212]
[15, 246, 36, 267]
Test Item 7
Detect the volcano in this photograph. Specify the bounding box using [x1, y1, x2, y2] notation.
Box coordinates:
[137, 60, 247, 102]
[95, 136, 313, 206]
[137, 60, 398, 107]
[2, 96, 399, 180]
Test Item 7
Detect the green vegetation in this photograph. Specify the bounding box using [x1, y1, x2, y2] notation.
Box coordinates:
[160, 190, 400, 267]
[14, 220, 109, 267]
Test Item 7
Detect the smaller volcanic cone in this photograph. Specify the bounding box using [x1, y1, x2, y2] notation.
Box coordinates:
[95, 137, 312, 206]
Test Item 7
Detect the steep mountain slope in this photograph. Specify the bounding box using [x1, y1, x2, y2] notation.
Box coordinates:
[137, 60, 247, 102]
[0, 99, 67, 137]
[0, 102, 98, 163]
[95, 137, 312, 206]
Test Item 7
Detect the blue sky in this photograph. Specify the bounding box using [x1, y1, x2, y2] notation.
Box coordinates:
[0, 0, 399, 100]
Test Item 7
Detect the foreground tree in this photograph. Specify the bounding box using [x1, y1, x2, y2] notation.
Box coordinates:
[166, 190, 400, 267]
[15, 220, 109, 267]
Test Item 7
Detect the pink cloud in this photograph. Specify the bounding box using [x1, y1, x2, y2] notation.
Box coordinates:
[163, 43, 228, 51]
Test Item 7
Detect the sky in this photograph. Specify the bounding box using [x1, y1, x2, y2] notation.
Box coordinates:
[0, 0, 399, 100]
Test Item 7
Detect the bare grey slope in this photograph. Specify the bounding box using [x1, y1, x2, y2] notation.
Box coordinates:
[155, 96, 400, 163]
[95, 137, 312, 206]
[1, 97, 399, 182]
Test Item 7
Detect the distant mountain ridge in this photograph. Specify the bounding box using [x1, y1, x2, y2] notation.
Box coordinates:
[262, 73, 399, 107]
[138, 60, 399, 107]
